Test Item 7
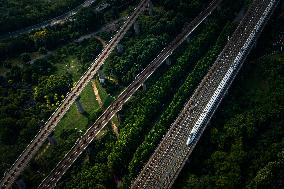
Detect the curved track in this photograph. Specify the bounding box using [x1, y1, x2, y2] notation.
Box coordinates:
[131, 0, 279, 188]
[0, 0, 149, 188]
[37, 1, 221, 188]
[0, 0, 97, 40]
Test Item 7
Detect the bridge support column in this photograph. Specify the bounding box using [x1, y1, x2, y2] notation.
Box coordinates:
[86, 146, 94, 163]
[186, 36, 192, 43]
[116, 43, 124, 54]
[98, 70, 106, 84]
[134, 21, 140, 35]
[217, 4, 221, 11]
[47, 133, 57, 146]
[86, 146, 91, 155]
[15, 177, 26, 189]
[165, 58, 171, 66]
[117, 111, 124, 123]
[204, 18, 209, 24]
[75, 97, 85, 114]
[142, 83, 147, 91]
[148, 1, 154, 16]
[253, 40, 257, 49]
[207, 121, 211, 127]
[224, 90, 229, 97]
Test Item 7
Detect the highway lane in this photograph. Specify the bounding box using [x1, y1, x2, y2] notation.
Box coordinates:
[37, 1, 222, 188]
[0, 0, 98, 40]
[0, 0, 149, 188]
[131, 0, 279, 188]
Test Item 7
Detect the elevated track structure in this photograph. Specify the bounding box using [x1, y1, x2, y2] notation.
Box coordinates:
[0, 0, 96, 40]
[131, 0, 279, 188]
[37, 0, 221, 188]
[0, 0, 150, 188]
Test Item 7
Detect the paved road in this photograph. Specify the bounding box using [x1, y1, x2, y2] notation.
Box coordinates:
[0, 0, 150, 188]
[74, 17, 126, 43]
[26, 18, 124, 65]
[131, 0, 279, 188]
[37, 1, 220, 188]
[0, 0, 97, 40]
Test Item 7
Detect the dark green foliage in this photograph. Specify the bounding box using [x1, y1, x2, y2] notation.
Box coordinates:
[0, 0, 85, 34]
[107, 19, 225, 178]
[103, 7, 185, 87]
[0, 36, 35, 60]
[0, 37, 102, 178]
[104, 34, 168, 85]
[0, 4, 103, 60]
[2, 0, 279, 188]
[126, 22, 235, 182]
[60, 132, 117, 189]
[64, 163, 114, 189]
[33, 74, 72, 103]
[174, 52, 284, 189]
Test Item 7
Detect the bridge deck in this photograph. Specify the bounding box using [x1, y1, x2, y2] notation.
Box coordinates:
[0, 1, 149, 188]
[37, 1, 221, 188]
[131, 0, 279, 188]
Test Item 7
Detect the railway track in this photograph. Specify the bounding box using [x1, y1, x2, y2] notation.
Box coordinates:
[0, 0, 150, 188]
[131, 0, 279, 188]
[37, 1, 221, 188]
[0, 0, 96, 40]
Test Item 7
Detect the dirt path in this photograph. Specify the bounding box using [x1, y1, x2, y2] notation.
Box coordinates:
[92, 81, 103, 107]
[92, 80, 119, 137]
[111, 118, 119, 138]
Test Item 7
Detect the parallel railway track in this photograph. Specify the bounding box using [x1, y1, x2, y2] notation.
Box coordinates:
[0, 0, 149, 188]
[38, 1, 221, 188]
[131, 0, 279, 188]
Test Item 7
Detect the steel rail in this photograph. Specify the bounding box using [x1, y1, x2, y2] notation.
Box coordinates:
[37, 1, 221, 188]
[0, 0, 149, 188]
[0, 0, 97, 40]
[131, 0, 279, 188]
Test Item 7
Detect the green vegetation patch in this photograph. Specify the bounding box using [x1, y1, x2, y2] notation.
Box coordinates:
[174, 52, 284, 189]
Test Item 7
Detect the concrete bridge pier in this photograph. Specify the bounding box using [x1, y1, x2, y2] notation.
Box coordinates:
[134, 21, 140, 35]
[207, 121, 211, 127]
[86, 146, 95, 163]
[165, 58, 171, 66]
[86, 146, 92, 155]
[15, 177, 26, 189]
[117, 111, 125, 123]
[224, 90, 229, 97]
[116, 43, 124, 54]
[148, 1, 154, 16]
[142, 83, 147, 91]
[253, 40, 258, 49]
[47, 133, 57, 146]
[75, 96, 85, 114]
[204, 17, 209, 24]
[186, 36, 192, 43]
[217, 4, 221, 11]
[98, 70, 106, 84]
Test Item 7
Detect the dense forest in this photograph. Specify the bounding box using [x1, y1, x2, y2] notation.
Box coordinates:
[175, 51, 284, 189]
[174, 2, 284, 188]
[0, 0, 86, 34]
[0, 0, 283, 188]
